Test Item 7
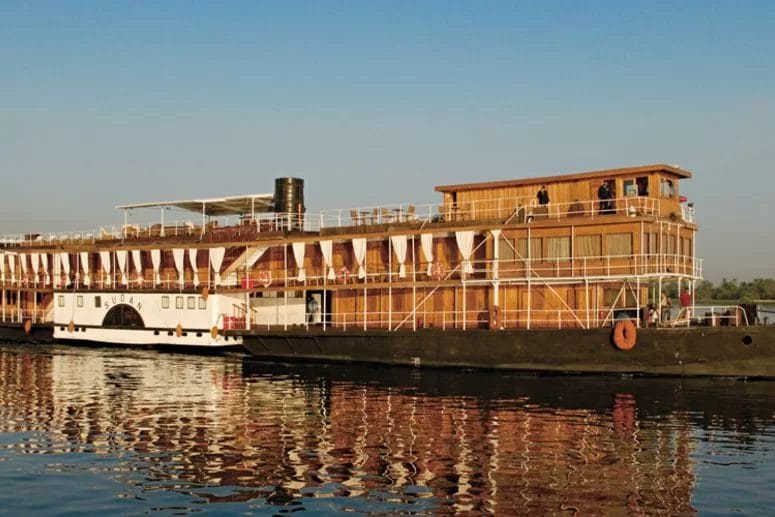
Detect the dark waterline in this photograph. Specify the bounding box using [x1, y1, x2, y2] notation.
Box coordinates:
[1, 343, 774, 515]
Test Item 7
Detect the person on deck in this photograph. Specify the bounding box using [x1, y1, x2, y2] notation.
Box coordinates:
[660, 291, 672, 322]
[680, 287, 692, 320]
[597, 182, 613, 214]
[536, 185, 550, 206]
[306, 296, 319, 324]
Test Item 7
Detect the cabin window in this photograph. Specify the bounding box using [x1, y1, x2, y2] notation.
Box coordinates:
[667, 237, 677, 255]
[76, 296, 83, 308]
[636, 177, 649, 196]
[606, 233, 633, 256]
[575, 235, 601, 258]
[498, 238, 516, 262]
[161, 296, 169, 309]
[517, 238, 543, 261]
[199, 298, 207, 310]
[175, 296, 184, 309]
[682, 237, 692, 257]
[94, 296, 101, 308]
[187, 297, 196, 309]
[660, 178, 676, 198]
[547, 237, 570, 260]
[644, 232, 659, 254]
[58, 295, 65, 307]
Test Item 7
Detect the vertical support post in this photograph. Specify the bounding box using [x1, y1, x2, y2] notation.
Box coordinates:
[411, 235, 417, 331]
[527, 226, 532, 330]
[388, 237, 392, 330]
[283, 244, 288, 331]
[585, 279, 590, 329]
[322, 258, 327, 332]
[363, 286, 367, 331]
[658, 275, 663, 325]
[160, 207, 165, 238]
[636, 275, 641, 328]
[2, 288, 5, 323]
[245, 245, 250, 330]
[123, 209, 128, 240]
[462, 280, 467, 331]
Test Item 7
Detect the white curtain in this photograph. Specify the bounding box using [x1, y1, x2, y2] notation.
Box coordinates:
[30, 253, 39, 285]
[455, 230, 475, 275]
[320, 240, 335, 281]
[116, 250, 128, 286]
[80, 252, 91, 287]
[420, 233, 434, 275]
[9, 255, 16, 285]
[100, 251, 112, 287]
[52, 253, 58, 287]
[20, 254, 28, 283]
[292, 242, 306, 282]
[172, 248, 185, 288]
[490, 229, 501, 278]
[352, 238, 367, 279]
[41, 254, 50, 286]
[61, 253, 71, 286]
[188, 249, 200, 287]
[209, 247, 226, 285]
[131, 250, 143, 286]
[390, 235, 408, 278]
[151, 249, 161, 286]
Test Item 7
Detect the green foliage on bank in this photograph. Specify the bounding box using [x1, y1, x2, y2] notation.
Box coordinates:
[692, 278, 775, 302]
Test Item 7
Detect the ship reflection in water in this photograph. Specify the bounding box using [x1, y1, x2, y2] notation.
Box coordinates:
[1, 344, 774, 515]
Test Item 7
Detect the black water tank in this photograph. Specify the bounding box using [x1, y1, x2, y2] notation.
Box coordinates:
[273, 177, 305, 214]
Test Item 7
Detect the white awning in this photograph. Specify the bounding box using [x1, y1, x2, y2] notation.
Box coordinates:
[116, 193, 274, 216]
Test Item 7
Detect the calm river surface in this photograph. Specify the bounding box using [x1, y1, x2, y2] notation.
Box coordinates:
[1, 343, 774, 515]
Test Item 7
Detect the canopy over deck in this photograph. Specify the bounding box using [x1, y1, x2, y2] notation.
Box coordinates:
[117, 193, 275, 216]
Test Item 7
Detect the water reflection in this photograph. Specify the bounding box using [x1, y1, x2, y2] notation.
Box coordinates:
[1, 343, 774, 514]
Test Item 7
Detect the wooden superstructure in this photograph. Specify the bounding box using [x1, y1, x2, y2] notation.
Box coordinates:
[0, 164, 702, 342]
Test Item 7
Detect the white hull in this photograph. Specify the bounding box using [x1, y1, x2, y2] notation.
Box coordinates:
[53, 326, 241, 347]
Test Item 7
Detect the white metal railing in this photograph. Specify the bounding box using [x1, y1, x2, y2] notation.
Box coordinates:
[0, 252, 702, 291]
[1, 193, 695, 246]
[244, 304, 748, 332]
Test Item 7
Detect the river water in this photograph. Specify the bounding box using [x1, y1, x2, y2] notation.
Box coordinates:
[1, 343, 773, 515]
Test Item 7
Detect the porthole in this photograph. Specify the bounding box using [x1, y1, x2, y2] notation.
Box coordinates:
[154, 330, 160, 336]
[167, 331, 173, 336]
[196, 332, 202, 337]
[743, 335, 753, 345]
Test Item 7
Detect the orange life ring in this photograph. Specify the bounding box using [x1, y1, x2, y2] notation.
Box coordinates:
[210, 326, 219, 340]
[336, 266, 350, 284]
[489, 305, 502, 330]
[430, 261, 444, 280]
[23, 319, 32, 335]
[257, 270, 272, 288]
[613, 319, 637, 350]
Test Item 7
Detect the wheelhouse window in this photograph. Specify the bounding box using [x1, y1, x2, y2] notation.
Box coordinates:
[660, 178, 676, 198]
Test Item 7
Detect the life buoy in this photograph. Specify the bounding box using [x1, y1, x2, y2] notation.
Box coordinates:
[23, 319, 32, 335]
[430, 261, 444, 280]
[210, 326, 219, 340]
[489, 305, 502, 330]
[257, 270, 272, 288]
[613, 319, 637, 350]
[336, 266, 350, 284]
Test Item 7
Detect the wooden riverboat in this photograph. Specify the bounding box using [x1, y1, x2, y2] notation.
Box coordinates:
[1, 164, 773, 375]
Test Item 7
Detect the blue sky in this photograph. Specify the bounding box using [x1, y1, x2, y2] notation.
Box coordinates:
[1, 1, 773, 280]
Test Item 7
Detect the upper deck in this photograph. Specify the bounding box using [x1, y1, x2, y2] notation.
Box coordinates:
[1, 164, 696, 250]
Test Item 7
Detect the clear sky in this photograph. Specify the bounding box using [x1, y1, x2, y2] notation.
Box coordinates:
[1, 1, 773, 281]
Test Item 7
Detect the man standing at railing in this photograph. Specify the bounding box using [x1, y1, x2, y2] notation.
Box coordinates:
[680, 287, 692, 320]
[598, 181, 613, 214]
[660, 291, 672, 322]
